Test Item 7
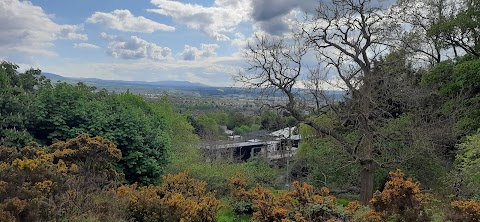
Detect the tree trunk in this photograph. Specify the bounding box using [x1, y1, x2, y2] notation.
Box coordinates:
[358, 77, 375, 205]
[360, 160, 375, 205]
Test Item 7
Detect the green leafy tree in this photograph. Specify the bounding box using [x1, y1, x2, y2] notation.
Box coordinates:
[427, 0, 480, 57]
[452, 131, 480, 200]
[0, 61, 49, 147]
[260, 110, 289, 130]
[189, 114, 224, 140]
[107, 93, 170, 184]
[422, 56, 480, 133]
[31, 84, 171, 185]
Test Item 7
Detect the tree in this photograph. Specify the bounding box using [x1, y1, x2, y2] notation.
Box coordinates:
[392, 0, 480, 64]
[0, 61, 49, 147]
[32, 84, 171, 185]
[427, 0, 480, 57]
[236, 34, 308, 121]
[422, 55, 480, 134]
[300, 0, 400, 178]
[236, 0, 438, 204]
[392, 0, 457, 65]
[191, 114, 224, 141]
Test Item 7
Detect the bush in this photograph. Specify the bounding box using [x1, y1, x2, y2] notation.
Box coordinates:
[355, 210, 385, 222]
[232, 201, 254, 215]
[370, 169, 431, 222]
[0, 135, 126, 221]
[447, 200, 480, 222]
[118, 171, 220, 222]
[228, 176, 345, 222]
[452, 131, 480, 201]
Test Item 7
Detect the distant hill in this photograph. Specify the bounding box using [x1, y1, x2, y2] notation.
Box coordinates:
[40, 72, 345, 100]
[41, 72, 210, 88]
[42, 73, 71, 81]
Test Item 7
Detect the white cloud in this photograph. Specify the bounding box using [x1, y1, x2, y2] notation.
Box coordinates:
[87, 9, 175, 33]
[100, 32, 172, 61]
[0, 0, 87, 57]
[73, 43, 100, 49]
[148, 0, 251, 41]
[58, 25, 88, 40]
[180, 44, 219, 60]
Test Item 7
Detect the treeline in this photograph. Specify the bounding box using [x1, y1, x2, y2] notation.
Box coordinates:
[188, 109, 298, 140]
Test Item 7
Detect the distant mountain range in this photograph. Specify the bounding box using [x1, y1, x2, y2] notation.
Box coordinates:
[40, 72, 345, 100]
[41, 72, 246, 96]
[41, 73, 210, 88]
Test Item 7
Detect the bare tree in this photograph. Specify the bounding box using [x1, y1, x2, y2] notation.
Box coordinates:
[300, 0, 401, 204]
[235, 33, 309, 119]
[237, 0, 410, 204]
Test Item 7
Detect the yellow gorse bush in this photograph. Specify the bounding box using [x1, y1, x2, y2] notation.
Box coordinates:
[0, 134, 124, 221]
[448, 200, 480, 222]
[229, 175, 342, 222]
[371, 169, 431, 222]
[117, 171, 220, 222]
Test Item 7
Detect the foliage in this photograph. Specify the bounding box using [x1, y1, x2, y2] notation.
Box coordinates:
[422, 56, 480, 133]
[233, 124, 261, 135]
[31, 84, 171, 185]
[226, 112, 255, 130]
[260, 110, 297, 130]
[1, 63, 174, 185]
[371, 169, 431, 222]
[156, 98, 198, 139]
[292, 122, 360, 190]
[165, 110, 280, 195]
[447, 200, 480, 222]
[117, 171, 220, 222]
[0, 61, 48, 147]
[345, 201, 362, 215]
[216, 206, 251, 222]
[0, 135, 125, 221]
[188, 110, 263, 138]
[452, 130, 480, 200]
[176, 157, 280, 196]
[374, 114, 450, 190]
[189, 114, 225, 140]
[229, 176, 346, 221]
[427, 0, 480, 56]
[355, 210, 385, 222]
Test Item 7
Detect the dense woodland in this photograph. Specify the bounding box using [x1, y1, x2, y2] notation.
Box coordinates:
[1, 0, 480, 221]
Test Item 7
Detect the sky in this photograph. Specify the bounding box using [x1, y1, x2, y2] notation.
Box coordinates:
[0, 0, 320, 86]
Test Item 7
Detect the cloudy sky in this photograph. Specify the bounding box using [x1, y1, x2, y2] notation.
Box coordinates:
[0, 0, 320, 86]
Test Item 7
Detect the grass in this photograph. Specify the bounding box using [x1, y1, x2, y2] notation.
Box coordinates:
[216, 204, 251, 222]
[337, 198, 350, 207]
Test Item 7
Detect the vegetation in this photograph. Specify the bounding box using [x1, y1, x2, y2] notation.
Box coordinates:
[117, 172, 220, 222]
[0, 134, 125, 221]
[235, 0, 480, 206]
[1, 0, 480, 220]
